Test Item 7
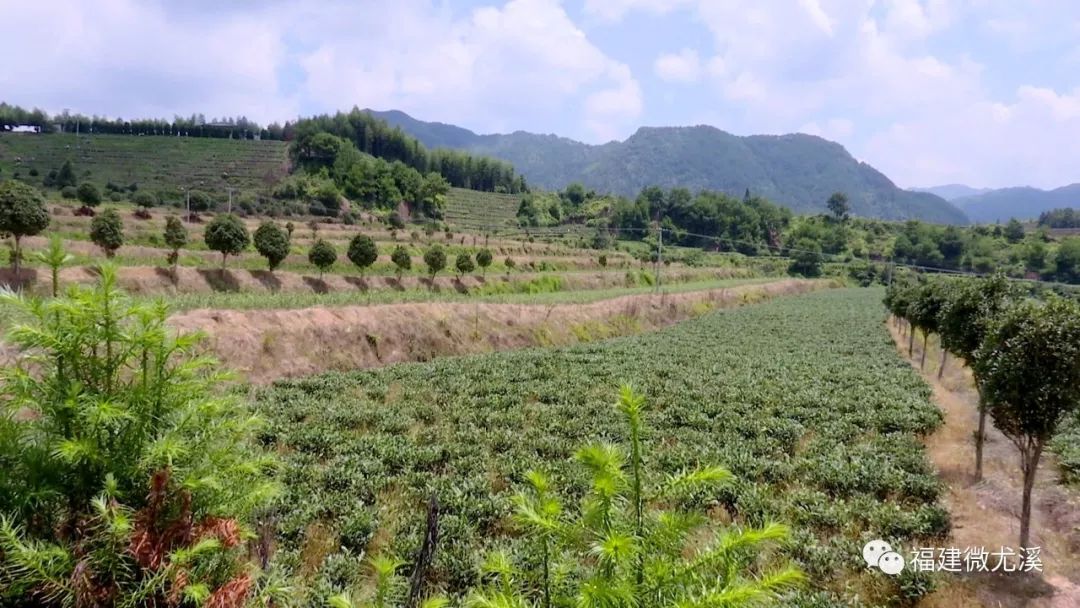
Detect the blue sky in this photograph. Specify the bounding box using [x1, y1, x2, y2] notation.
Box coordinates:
[2, 0, 1078, 189]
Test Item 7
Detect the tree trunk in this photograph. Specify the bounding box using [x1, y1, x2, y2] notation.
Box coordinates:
[1019, 440, 1044, 550]
[221, 252, 227, 270]
[12, 235, 21, 276]
[938, 349, 948, 379]
[975, 394, 987, 482]
[405, 496, 440, 608]
[908, 327, 915, 357]
[920, 331, 928, 369]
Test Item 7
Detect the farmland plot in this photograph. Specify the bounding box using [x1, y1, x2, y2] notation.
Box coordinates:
[256, 288, 946, 605]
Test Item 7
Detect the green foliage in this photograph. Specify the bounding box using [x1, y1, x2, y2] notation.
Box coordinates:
[388, 212, 406, 229]
[1055, 237, 1080, 283]
[254, 221, 291, 271]
[598, 254, 608, 268]
[826, 192, 849, 221]
[936, 274, 1019, 363]
[32, 235, 72, 297]
[163, 215, 189, 270]
[60, 186, 77, 199]
[391, 245, 412, 279]
[0, 179, 50, 273]
[257, 289, 945, 605]
[475, 249, 493, 276]
[203, 213, 250, 268]
[0, 266, 279, 607]
[89, 208, 124, 258]
[1003, 219, 1024, 244]
[76, 182, 102, 207]
[455, 252, 475, 277]
[133, 191, 156, 209]
[467, 386, 804, 608]
[347, 234, 379, 277]
[787, 239, 822, 277]
[309, 239, 338, 277]
[55, 160, 77, 189]
[504, 257, 516, 273]
[424, 245, 447, 279]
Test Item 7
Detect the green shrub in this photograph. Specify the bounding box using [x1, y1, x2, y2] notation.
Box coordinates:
[0, 267, 281, 607]
[89, 208, 124, 257]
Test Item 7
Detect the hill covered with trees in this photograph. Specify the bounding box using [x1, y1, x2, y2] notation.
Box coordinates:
[366, 109, 968, 225]
[955, 183, 1080, 223]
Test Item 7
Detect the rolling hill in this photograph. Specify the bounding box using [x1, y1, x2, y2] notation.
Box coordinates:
[951, 184, 1080, 223]
[910, 184, 992, 200]
[368, 109, 968, 225]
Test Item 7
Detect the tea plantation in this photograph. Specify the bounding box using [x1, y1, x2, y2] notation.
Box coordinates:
[256, 288, 947, 605]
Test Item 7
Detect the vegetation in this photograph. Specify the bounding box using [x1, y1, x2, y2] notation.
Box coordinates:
[475, 248, 492, 276]
[163, 215, 189, 274]
[391, 245, 411, 279]
[347, 234, 378, 277]
[256, 289, 945, 605]
[309, 239, 338, 278]
[204, 213, 250, 269]
[466, 386, 804, 607]
[424, 245, 447, 280]
[976, 296, 1080, 549]
[0, 267, 280, 607]
[454, 252, 475, 277]
[253, 221, 291, 272]
[0, 179, 50, 274]
[89, 208, 124, 258]
[77, 182, 102, 208]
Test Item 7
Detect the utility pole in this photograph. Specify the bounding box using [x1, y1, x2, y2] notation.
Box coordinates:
[654, 223, 663, 293]
[185, 188, 191, 223]
[227, 187, 234, 214]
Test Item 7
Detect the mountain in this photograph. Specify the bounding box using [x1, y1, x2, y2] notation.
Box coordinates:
[366, 110, 968, 225]
[955, 184, 1080, 223]
[911, 184, 993, 200]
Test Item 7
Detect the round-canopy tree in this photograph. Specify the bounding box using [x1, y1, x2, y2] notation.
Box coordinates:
[76, 182, 101, 208]
[163, 215, 188, 274]
[204, 213, 250, 269]
[937, 274, 1020, 481]
[89, 208, 124, 258]
[308, 239, 337, 278]
[907, 280, 950, 370]
[253, 221, 290, 272]
[390, 245, 411, 280]
[455, 252, 475, 278]
[476, 248, 492, 276]
[787, 238, 822, 278]
[976, 296, 1080, 550]
[424, 245, 446, 281]
[0, 179, 50, 274]
[347, 234, 378, 277]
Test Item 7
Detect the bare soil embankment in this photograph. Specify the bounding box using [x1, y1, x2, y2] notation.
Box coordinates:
[0, 265, 750, 298]
[170, 279, 830, 384]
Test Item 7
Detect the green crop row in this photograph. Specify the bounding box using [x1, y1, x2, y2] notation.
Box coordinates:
[254, 288, 947, 606]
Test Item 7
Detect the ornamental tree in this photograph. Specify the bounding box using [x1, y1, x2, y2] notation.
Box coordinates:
[347, 234, 378, 277]
[391, 245, 411, 280]
[937, 274, 1020, 481]
[253, 221, 290, 272]
[455, 252, 475, 277]
[0, 179, 50, 274]
[475, 248, 492, 276]
[76, 182, 102, 208]
[204, 213, 250, 269]
[424, 245, 446, 281]
[308, 239, 337, 278]
[976, 297, 1080, 550]
[163, 215, 188, 274]
[89, 208, 124, 258]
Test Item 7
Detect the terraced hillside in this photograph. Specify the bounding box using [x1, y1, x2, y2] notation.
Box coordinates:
[0, 133, 289, 195]
[443, 187, 522, 229]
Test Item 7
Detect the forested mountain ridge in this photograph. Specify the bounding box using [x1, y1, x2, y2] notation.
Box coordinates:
[911, 184, 992, 200]
[955, 183, 1080, 223]
[366, 109, 968, 225]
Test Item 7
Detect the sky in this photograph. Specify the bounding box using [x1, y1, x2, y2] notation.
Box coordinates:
[2, 0, 1079, 190]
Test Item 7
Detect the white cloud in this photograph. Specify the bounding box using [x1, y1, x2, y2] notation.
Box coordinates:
[581, 0, 693, 22]
[654, 49, 702, 83]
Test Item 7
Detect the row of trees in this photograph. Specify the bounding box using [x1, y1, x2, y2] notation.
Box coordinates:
[290, 110, 526, 193]
[1038, 207, 1080, 229]
[885, 275, 1080, 550]
[0, 102, 281, 140]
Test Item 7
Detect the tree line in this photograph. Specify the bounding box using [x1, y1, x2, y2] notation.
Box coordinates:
[886, 275, 1080, 553]
[290, 109, 527, 193]
[1, 102, 282, 140]
[1038, 207, 1080, 229]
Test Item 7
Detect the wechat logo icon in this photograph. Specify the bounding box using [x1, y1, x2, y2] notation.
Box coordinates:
[864, 540, 905, 575]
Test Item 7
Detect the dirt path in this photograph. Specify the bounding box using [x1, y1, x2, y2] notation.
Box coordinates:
[888, 320, 1080, 607]
[170, 278, 829, 384]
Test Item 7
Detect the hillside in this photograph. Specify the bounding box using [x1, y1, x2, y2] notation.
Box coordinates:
[955, 183, 1080, 223]
[911, 184, 992, 200]
[367, 109, 968, 224]
[0, 132, 288, 196]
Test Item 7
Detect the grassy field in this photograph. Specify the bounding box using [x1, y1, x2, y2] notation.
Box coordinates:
[255, 288, 946, 605]
[0, 133, 288, 196]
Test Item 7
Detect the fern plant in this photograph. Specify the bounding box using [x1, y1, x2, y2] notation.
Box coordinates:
[32, 234, 73, 297]
[327, 555, 447, 608]
[466, 386, 804, 608]
[0, 264, 282, 607]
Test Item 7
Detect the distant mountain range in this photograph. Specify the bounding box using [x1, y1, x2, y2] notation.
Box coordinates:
[913, 183, 1080, 223]
[911, 184, 993, 200]
[368, 109, 968, 225]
